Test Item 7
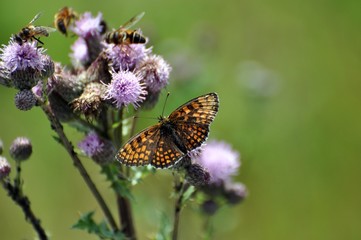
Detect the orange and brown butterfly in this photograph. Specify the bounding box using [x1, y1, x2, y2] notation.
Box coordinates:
[116, 92, 219, 168]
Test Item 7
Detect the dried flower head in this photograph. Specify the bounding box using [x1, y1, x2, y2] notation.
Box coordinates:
[14, 89, 37, 111]
[9, 137, 32, 161]
[72, 82, 107, 118]
[104, 70, 147, 109]
[136, 54, 171, 93]
[194, 140, 240, 184]
[0, 156, 11, 179]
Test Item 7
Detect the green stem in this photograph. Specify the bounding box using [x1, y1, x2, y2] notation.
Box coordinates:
[172, 181, 188, 240]
[40, 103, 118, 232]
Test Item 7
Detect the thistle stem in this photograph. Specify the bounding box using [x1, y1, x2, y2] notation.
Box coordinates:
[40, 103, 118, 232]
[117, 195, 136, 239]
[172, 182, 187, 240]
[113, 107, 137, 239]
[1, 179, 48, 240]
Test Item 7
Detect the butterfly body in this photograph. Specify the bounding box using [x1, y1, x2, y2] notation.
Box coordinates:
[116, 93, 219, 168]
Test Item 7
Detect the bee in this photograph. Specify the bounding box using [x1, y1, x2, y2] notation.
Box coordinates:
[54, 7, 78, 36]
[105, 12, 146, 45]
[14, 13, 56, 45]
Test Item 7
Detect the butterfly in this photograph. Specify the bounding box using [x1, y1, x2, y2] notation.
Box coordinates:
[116, 92, 219, 168]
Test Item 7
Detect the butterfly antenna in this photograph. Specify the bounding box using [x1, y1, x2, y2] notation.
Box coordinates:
[161, 92, 170, 117]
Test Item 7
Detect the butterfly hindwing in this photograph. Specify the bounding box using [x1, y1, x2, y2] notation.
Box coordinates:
[116, 124, 161, 166]
[151, 134, 184, 168]
[173, 122, 210, 152]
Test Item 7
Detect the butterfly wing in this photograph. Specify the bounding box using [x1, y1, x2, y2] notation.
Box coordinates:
[116, 122, 184, 168]
[168, 92, 219, 151]
[116, 124, 161, 166]
[150, 133, 184, 168]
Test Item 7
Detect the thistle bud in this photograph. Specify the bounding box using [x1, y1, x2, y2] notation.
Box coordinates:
[9, 137, 32, 161]
[14, 90, 37, 111]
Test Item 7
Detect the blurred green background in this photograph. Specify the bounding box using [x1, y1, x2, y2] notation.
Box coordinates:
[1, 0, 360, 239]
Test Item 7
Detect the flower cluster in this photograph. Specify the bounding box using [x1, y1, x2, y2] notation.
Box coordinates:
[0, 7, 246, 239]
[0, 11, 171, 118]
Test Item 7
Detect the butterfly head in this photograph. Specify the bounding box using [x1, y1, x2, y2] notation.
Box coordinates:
[158, 115, 168, 123]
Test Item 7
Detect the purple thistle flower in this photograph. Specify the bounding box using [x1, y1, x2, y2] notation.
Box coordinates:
[0, 156, 11, 179]
[104, 70, 147, 109]
[78, 132, 116, 165]
[105, 44, 150, 72]
[70, 12, 105, 67]
[71, 12, 104, 39]
[0, 40, 53, 90]
[1, 41, 45, 72]
[136, 54, 171, 93]
[70, 38, 89, 68]
[78, 132, 104, 157]
[194, 140, 240, 184]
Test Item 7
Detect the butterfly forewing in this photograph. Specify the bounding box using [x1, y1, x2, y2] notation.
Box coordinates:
[168, 92, 219, 124]
[169, 92, 219, 151]
[116, 92, 219, 168]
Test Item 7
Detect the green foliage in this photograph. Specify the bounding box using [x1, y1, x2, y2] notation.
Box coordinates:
[101, 164, 134, 201]
[181, 185, 195, 206]
[154, 212, 172, 240]
[72, 212, 125, 240]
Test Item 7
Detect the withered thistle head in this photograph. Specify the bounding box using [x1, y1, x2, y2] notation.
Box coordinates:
[72, 82, 107, 118]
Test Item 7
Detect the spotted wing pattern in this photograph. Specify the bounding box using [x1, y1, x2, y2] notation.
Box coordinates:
[169, 92, 219, 151]
[151, 135, 184, 168]
[116, 124, 160, 166]
[116, 92, 219, 168]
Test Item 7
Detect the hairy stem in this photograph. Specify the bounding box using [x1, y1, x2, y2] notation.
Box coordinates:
[117, 195, 136, 239]
[1, 179, 48, 240]
[113, 107, 137, 239]
[172, 182, 187, 240]
[40, 103, 118, 231]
